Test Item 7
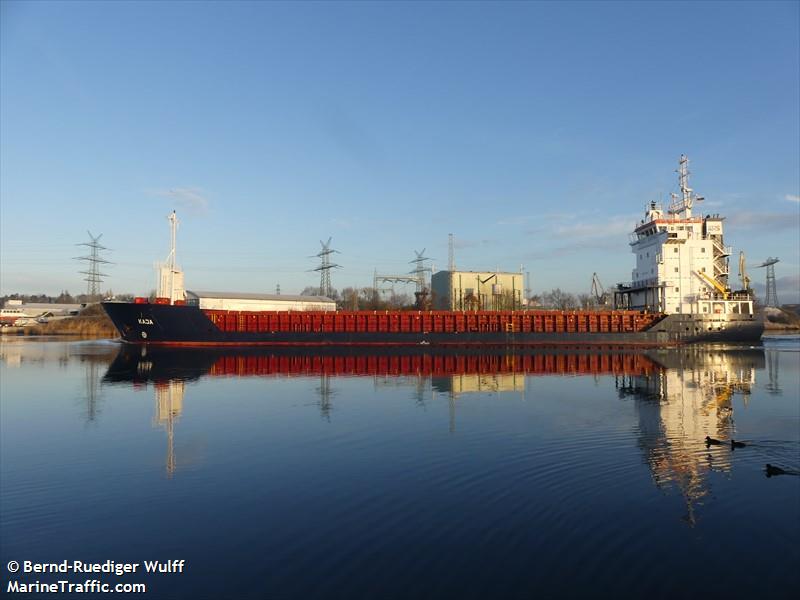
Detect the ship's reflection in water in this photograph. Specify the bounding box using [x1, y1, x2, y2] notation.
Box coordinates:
[618, 347, 764, 525]
[105, 344, 774, 502]
[153, 380, 183, 477]
[104, 348, 657, 476]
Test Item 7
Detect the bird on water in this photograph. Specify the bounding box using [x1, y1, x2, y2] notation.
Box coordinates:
[705, 436, 724, 446]
[765, 464, 787, 477]
[731, 439, 747, 449]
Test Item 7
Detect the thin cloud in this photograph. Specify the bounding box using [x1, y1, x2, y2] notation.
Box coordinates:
[751, 274, 800, 304]
[553, 214, 637, 239]
[785, 194, 800, 203]
[314, 100, 383, 171]
[330, 217, 354, 229]
[498, 210, 594, 226]
[454, 238, 496, 250]
[727, 211, 800, 232]
[150, 187, 210, 215]
[496, 215, 535, 226]
[522, 238, 620, 261]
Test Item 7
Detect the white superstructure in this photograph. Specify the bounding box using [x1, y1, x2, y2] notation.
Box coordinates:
[615, 155, 753, 316]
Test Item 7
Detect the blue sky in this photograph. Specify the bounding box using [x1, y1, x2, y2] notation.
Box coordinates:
[2, 1, 798, 302]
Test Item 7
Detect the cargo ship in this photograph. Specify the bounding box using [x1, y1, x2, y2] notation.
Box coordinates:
[102, 156, 764, 346]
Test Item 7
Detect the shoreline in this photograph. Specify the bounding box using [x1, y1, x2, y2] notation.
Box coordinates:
[0, 315, 117, 338]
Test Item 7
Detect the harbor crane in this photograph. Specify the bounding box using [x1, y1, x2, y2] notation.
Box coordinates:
[590, 273, 609, 306]
[754, 257, 780, 307]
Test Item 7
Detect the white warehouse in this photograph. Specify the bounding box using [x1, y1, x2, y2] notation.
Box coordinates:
[185, 291, 336, 312]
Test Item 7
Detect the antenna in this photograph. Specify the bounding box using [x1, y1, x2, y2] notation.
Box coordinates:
[525, 270, 531, 306]
[166, 211, 178, 272]
[669, 154, 703, 218]
[167, 211, 178, 302]
[679, 154, 692, 207]
[448, 233, 455, 271]
[313, 237, 341, 298]
[74, 231, 112, 298]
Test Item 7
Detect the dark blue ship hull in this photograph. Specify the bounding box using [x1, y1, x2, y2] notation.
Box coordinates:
[102, 302, 764, 347]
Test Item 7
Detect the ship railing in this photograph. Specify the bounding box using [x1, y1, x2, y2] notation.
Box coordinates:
[615, 278, 664, 290]
[701, 291, 754, 302]
[634, 215, 704, 233]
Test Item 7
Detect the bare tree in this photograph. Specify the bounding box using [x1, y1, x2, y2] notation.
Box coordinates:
[542, 288, 578, 310]
[577, 293, 595, 310]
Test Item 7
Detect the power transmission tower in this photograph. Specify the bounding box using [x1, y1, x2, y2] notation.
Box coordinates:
[74, 231, 111, 298]
[409, 249, 432, 293]
[313, 237, 340, 298]
[448, 233, 455, 271]
[755, 257, 780, 307]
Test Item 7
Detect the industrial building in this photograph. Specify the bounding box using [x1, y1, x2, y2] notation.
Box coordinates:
[431, 270, 524, 311]
[1, 299, 85, 326]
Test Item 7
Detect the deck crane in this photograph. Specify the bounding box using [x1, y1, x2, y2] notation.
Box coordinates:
[738, 251, 751, 293]
[590, 273, 609, 306]
[696, 270, 730, 299]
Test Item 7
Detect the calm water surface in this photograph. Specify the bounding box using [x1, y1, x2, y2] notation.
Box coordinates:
[1, 338, 799, 599]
